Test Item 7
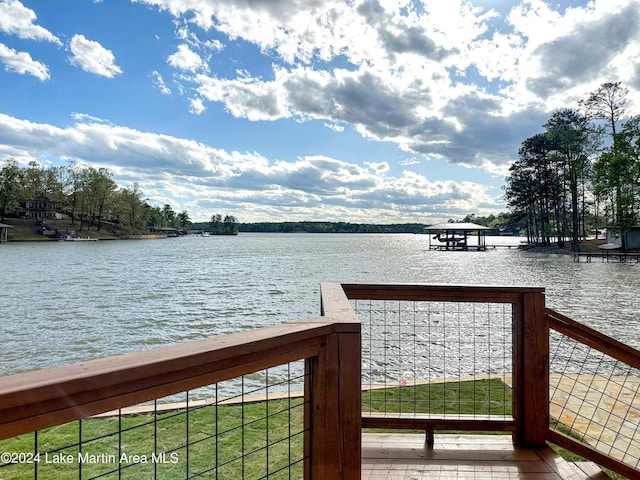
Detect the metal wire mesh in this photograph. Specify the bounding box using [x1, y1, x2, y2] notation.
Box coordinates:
[354, 299, 513, 419]
[549, 330, 640, 469]
[0, 362, 308, 480]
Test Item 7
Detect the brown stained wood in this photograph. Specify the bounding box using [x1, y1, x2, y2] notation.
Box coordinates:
[338, 332, 362, 479]
[534, 447, 613, 480]
[0, 319, 349, 439]
[362, 433, 609, 479]
[3, 282, 633, 478]
[321, 333, 342, 479]
[547, 308, 640, 370]
[308, 348, 326, 479]
[362, 413, 515, 432]
[310, 331, 362, 480]
[547, 429, 638, 479]
[520, 291, 549, 447]
[340, 283, 544, 304]
[1, 346, 321, 440]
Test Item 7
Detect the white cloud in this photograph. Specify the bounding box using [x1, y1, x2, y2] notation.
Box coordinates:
[5, 0, 638, 223]
[195, 72, 290, 121]
[324, 122, 344, 132]
[0, 43, 49, 80]
[0, 0, 62, 45]
[131, 0, 640, 175]
[0, 112, 501, 222]
[189, 97, 205, 114]
[167, 44, 206, 72]
[70, 112, 111, 124]
[68, 34, 122, 78]
[152, 70, 171, 95]
[365, 161, 390, 175]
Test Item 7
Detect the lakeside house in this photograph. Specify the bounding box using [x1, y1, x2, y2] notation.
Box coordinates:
[601, 225, 640, 250]
[17, 195, 64, 221]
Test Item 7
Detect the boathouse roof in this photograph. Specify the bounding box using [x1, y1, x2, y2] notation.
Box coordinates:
[425, 222, 491, 231]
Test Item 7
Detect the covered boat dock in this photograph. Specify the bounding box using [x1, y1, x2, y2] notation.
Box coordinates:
[425, 222, 491, 251]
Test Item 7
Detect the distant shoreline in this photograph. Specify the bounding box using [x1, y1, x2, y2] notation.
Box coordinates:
[2, 218, 523, 242]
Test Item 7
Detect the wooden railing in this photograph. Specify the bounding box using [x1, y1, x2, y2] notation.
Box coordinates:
[1, 283, 638, 479]
[321, 282, 549, 447]
[322, 282, 640, 478]
[547, 308, 640, 479]
[0, 317, 361, 479]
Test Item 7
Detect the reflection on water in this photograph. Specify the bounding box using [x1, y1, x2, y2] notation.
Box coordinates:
[1, 233, 638, 378]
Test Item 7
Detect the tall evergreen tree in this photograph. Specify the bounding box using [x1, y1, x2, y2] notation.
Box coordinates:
[544, 109, 600, 251]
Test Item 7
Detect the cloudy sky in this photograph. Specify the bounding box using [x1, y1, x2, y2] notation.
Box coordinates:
[1, 0, 640, 223]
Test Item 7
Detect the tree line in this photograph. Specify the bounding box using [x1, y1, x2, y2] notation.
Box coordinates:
[237, 222, 426, 233]
[191, 214, 239, 235]
[0, 160, 198, 235]
[505, 82, 640, 250]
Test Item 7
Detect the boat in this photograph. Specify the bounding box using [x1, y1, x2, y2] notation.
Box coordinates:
[58, 236, 98, 242]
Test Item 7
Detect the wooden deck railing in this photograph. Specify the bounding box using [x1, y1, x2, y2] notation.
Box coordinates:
[321, 282, 640, 479]
[547, 308, 640, 479]
[1, 283, 638, 479]
[321, 282, 549, 447]
[0, 317, 361, 479]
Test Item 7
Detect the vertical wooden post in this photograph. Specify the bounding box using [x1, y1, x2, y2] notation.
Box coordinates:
[305, 329, 361, 479]
[513, 291, 548, 447]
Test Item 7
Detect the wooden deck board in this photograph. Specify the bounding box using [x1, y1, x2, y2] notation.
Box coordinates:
[362, 434, 610, 479]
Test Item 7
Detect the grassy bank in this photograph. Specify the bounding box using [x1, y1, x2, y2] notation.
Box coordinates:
[2, 218, 119, 241]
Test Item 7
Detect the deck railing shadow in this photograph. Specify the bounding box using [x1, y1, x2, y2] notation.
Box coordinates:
[0, 282, 638, 479]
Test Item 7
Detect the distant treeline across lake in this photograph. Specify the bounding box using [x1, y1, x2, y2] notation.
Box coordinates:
[236, 221, 426, 233]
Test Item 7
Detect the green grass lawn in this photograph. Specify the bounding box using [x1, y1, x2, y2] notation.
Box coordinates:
[0, 379, 623, 479]
[3, 218, 121, 241]
[0, 398, 306, 479]
[363, 378, 511, 416]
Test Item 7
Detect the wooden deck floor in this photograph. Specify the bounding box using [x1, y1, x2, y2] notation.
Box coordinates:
[362, 434, 611, 479]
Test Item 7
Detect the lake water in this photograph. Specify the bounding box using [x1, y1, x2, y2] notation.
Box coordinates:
[1, 233, 639, 377]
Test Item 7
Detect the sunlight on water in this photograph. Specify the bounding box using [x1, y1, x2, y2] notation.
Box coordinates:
[1, 233, 638, 378]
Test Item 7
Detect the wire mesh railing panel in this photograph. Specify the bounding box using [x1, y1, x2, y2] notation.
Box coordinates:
[0, 361, 308, 480]
[549, 329, 640, 470]
[354, 299, 514, 419]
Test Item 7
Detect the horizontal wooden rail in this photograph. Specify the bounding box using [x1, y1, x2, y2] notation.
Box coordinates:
[0, 318, 358, 440]
[547, 429, 640, 480]
[362, 413, 515, 432]
[340, 282, 544, 303]
[547, 308, 640, 369]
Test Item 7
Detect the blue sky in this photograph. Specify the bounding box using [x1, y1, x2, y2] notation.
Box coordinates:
[1, 0, 640, 223]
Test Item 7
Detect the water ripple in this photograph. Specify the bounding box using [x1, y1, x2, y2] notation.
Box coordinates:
[1, 233, 638, 376]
